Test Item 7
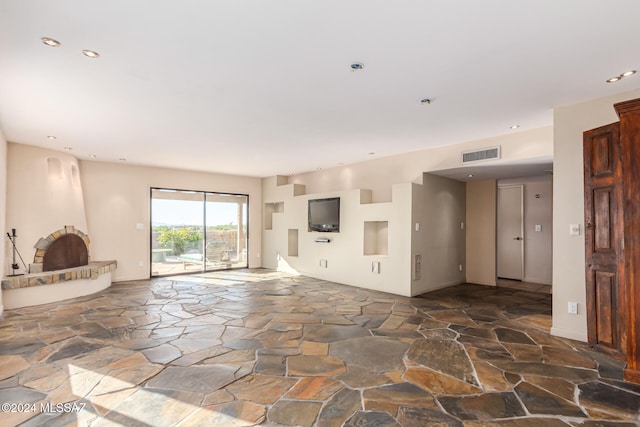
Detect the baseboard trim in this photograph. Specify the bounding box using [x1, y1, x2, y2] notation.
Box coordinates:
[550, 326, 588, 343]
[411, 279, 463, 297]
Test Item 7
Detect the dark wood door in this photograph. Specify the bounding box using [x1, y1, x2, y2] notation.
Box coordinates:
[583, 122, 626, 358]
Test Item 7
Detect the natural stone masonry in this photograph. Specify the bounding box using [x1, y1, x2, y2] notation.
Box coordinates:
[0, 269, 639, 426]
[1, 260, 116, 289]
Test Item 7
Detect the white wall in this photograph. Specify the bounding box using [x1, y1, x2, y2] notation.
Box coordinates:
[261, 176, 413, 296]
[262, 173, 465, 297]
[466, 179, 497, 286]
[80, 161, 262, 281]
[6, 144, 88, 273]
[0, 128, 7, 315]
[411, 174, 466, 295]
[290, 126, 552, 202]
[499, 175, 553, 285]
[552, 88, 640, 342]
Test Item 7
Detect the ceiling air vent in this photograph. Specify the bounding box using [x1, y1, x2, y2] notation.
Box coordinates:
[461, 146, 501, 164]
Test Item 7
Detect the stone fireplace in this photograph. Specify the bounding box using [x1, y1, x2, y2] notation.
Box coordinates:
[1, 225, 116, 310]
[31, 226, 90, 273]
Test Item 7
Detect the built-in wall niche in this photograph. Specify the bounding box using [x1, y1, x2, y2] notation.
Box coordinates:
[363, 221, 389, 256]
[288, 229, 299, 257]
[264, 202, 284, 230]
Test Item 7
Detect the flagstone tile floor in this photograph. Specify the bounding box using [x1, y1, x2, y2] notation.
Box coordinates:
[0, 269, 639, 426]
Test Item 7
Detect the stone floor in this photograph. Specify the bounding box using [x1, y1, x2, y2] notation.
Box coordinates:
[496, 279, 552, 295]
[1, 269, 639, 427]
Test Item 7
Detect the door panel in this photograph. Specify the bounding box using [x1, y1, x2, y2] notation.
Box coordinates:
[497, 186, 523, 280]
[584, 122, 626, 358]
[593, 188, 613, 252]
[205, 193, 248, 271]
[595, 271, 615, 346]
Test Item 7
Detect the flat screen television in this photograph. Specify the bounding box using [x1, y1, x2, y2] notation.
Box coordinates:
[308, 197, 340, 232]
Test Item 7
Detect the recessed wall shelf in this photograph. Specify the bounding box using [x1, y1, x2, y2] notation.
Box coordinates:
[264, 202, 284, 230]
[364, 221, 388, 256]
[288, 229, 299, 256]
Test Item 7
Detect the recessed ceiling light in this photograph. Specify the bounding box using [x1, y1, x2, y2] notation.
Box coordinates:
[119, 158, 126, 161]
[468, 174, 474, 178]
[420, 98, 432, 105]
[337, 162, 344, 166]
[47, 135, 57, 140]
[316, 167, 323, 170]
[88, 154, 97, 158]
[63, 146, 72, 150]
[350, 63, 364, 71]
[368, 152, 375, 155]
[41, 37, 61, 47]
[82, 50, 100, 59]
[606, 69, 637, 83]
[510, 125, 520, 130]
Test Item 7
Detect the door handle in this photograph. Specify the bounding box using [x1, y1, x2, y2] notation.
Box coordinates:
[513, 237, 523, 241]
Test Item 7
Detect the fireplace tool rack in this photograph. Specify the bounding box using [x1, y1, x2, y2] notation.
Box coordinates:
[6, 228, 28, 276]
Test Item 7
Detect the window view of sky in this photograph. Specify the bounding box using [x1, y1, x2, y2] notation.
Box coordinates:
[152, 199, 244, 226]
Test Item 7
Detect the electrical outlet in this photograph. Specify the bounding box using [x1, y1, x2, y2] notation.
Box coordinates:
[372, 261, 380, 274]
[568, 301, 578, 314]
[413, 254, 422, 281]
[320, 259, 327, 268]
[459, 264, 463, 272]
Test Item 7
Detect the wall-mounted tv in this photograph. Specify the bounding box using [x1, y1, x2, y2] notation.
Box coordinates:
[308, 197, 340, 232]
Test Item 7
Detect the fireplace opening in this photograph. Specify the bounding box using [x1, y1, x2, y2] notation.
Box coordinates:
[30, 226, 91, 274]
[42, 234, 89, 271]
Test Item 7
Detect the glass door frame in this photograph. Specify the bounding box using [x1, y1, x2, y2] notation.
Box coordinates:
[149, 187, 249, 278]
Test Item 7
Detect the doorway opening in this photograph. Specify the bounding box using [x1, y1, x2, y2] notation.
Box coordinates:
[150, 188, 248, 277]
[497, 185, 524, 281]
[496, 175, 553, 290]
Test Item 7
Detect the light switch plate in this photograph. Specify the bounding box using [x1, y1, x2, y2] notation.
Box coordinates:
[535, 224, 542, 232]
[568, 301, 578, 314]
[569, 224, 580, 236]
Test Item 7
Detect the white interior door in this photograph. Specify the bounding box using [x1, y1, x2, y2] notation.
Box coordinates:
[497, 186, 524, 280]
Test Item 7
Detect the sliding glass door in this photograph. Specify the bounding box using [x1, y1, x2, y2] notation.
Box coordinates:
[150, 188, 248, 277]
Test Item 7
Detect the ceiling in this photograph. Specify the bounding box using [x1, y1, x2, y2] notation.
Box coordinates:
[0, 1, 639, 178]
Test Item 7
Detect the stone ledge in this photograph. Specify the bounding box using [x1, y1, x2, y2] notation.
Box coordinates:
[1, 261, 117, 290]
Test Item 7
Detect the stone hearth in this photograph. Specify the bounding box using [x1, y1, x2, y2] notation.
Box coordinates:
[1, 261, 116, 290]
[1, 261, 117, 310]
